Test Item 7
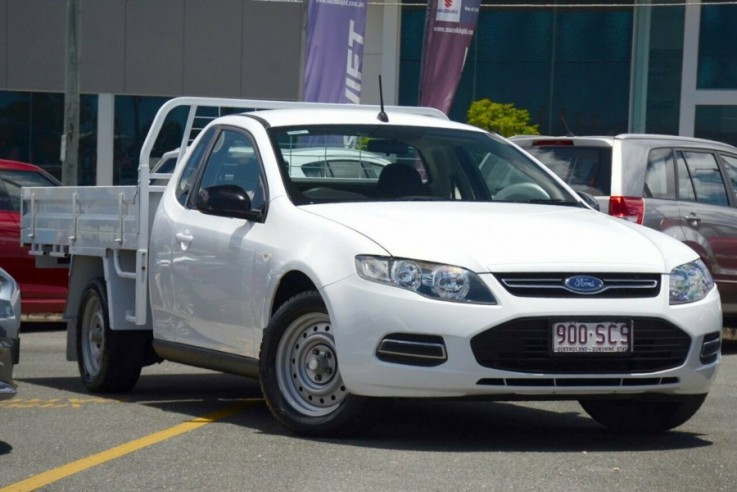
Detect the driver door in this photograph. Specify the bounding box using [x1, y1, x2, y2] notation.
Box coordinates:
[169, 126, 267, 357]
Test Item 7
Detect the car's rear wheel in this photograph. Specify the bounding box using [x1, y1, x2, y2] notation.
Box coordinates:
[579, 395, 707, 433]
[259, 291, 379, 436]
[77, 278, 147, 393]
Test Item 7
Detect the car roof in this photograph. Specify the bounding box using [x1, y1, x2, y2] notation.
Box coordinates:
[511, 133, 737, 151]
[218, 108, 480, 132]
[0, 158, 45, 171]
[0, 158, 62, 184]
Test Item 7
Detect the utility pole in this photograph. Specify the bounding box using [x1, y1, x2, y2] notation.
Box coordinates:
[62, 0, 81, 186]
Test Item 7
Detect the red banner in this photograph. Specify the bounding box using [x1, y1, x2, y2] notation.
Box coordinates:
[419, 0, 481, 114]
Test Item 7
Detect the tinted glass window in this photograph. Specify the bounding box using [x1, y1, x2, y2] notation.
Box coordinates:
[0, 169, 58, 211]
[115, 96, 188, 185]
[676, 153, 696, 201]
[678, 151, 729, 206]
[198, 129, 265, 211]
[644, 148, 676, 199]
[521, 145, 612, 196]
[720, 154, 737, 196]
[698, 4, 737, 89]
[695, 106, 737, 148]
[295, 155, 389, 179]
[177, 127, 216, 206]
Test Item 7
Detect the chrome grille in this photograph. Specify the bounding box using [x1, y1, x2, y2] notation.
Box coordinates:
[495, 272, 660, 298]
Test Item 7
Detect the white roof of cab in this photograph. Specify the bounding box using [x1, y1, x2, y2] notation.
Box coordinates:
[225, 107, 483, 131]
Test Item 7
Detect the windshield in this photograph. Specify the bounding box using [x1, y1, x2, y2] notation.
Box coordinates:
[269, 125, 577, 206]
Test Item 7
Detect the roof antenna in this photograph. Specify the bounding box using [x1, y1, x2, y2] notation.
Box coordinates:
[377, 75, 389, 122]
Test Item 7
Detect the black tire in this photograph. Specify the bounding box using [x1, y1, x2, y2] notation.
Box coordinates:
[579, 394, 708, 433]
[259, 291, 379, 437]
[76, 278, 148, 393]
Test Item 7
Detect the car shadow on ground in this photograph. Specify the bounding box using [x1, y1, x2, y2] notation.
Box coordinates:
[722, 339, 737, 354]
[17, 371, 713, 452]
[341, 399, 713, 453]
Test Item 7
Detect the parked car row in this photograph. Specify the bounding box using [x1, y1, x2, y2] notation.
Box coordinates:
[511, 134, 737, 324]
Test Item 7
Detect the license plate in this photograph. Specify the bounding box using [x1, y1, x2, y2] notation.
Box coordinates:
[551, 321, 631, 354]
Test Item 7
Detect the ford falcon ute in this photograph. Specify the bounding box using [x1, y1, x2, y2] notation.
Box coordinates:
[21, 98, 722, 436]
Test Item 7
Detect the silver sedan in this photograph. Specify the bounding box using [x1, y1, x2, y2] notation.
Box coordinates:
[0, 266, 21, 400]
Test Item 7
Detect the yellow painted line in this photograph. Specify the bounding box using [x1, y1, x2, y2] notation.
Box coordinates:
[0, 397, 117, 409]
[0, 400, 258, 492]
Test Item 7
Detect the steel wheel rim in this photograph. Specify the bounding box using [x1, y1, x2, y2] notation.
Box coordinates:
[81, 294, 105, 377]
[275, 312, 347, 417]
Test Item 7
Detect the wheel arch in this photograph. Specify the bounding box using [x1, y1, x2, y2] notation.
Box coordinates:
[65, 256, 104, 360]
[65, 252, 152, 361]
[270, 270, 318, 317]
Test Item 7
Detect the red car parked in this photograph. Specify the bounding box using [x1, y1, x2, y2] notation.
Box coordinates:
[0, 159, 67, 319]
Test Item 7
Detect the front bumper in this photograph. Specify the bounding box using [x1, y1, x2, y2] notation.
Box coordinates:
[324, 273, 722, 399]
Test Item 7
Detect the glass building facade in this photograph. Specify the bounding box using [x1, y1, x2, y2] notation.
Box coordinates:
[694, 3, 737, 145]
[1, 1, 737, 185]
[400, 2, 636, 135]
[0, 92, 97, 184]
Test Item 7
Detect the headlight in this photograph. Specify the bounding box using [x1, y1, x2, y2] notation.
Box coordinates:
[669, 260, 714, 305]
[0, 300, 15, 319]
[355, 255, 496, 304]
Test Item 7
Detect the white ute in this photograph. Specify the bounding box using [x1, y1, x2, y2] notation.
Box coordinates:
[21, 97, 722, 436]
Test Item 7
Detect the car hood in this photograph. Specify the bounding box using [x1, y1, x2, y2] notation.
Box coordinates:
[302, 202, 697, 273]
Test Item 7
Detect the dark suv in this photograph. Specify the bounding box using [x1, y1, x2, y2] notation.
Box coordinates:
[511, 134, 737, 325]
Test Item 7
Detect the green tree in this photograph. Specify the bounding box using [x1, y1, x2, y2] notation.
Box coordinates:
[467, 99, 539, 137]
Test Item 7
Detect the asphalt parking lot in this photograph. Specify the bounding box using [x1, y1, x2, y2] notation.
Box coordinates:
[2, 325, 737, 491]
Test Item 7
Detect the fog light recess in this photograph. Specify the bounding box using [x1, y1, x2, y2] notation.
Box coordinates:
[376, 333, 447, 367]
[700, 332, 721, 365]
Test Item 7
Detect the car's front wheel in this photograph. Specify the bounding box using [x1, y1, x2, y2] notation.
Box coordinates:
[579, 395, 707, 432]
[259, 291, 378, 436]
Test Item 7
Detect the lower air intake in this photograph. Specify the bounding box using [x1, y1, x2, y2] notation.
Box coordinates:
[376, 333, 447, 367]
[470, 317, 691, 374]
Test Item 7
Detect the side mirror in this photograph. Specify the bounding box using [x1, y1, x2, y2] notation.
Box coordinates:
[194, 184, 255, 220]
[576, 191, 601, 211]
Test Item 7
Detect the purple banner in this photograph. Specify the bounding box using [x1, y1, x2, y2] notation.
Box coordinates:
[303, 0, 367, 104]
[419, 0, 481, 114]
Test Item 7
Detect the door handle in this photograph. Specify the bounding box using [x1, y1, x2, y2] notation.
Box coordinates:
[684, 213, 701, 225]
[175, 231, 194, 249]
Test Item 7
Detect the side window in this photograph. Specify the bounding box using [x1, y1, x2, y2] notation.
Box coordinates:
[680, 151, 729, 206]
[644, 148, 676, 199]
[177, 127, 216, 206]
[676, 152, 696, 201]
[197, 129, 265, 211]
[0, 169, 57, 211]
[720, 153, 737, 198]
[0, 180, 11, 211]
